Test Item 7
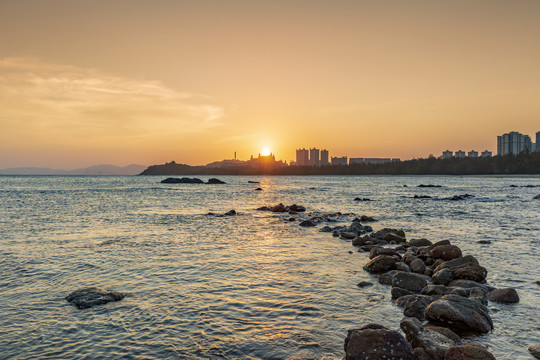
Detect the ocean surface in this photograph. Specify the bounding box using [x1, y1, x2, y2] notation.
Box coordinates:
[0, 175, 539, 360]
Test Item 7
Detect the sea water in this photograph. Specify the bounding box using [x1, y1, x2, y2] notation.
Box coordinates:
[0, 175, 539, 359]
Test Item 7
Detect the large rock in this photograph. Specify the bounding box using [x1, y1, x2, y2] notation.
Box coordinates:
[161, 177, 204, 184]
[429, 245, 462, 261]
[299, 220, 316, 227]
[403, 296, 431, 320]
[392, 272, 429, 293]
[378, 270, 401, 285]
[344, 324, 413, 360]
[408, 238, 433, 247]
[400, 317, 456, 359]
[289, 204, 306, 212]
[486, 288, 519, 303]
[433, 255, 479, 273]
[424, 294, 493, 333]
[410, 258, 426, 274]
[363, 255, 398, 274]
[447, 280, 492, 293]
[207, 178, 226, 184]
[384, 232, 407, 243]
[392, 287, 415, 300]
[529, 344, 540, 359]
[450, 264, 487, 282]
[369, 247, 400, 259]
[66, 287, 125, 309]
[444, 343, 496, 360]
[432, 268, 454, 286]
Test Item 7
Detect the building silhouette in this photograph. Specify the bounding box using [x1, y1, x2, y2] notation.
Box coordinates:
[295, 148, 309, 166]
[331, 156, 348, 166]
[309, 148, 320, 166]
[481, 150, 492, 157]
[497, 131, 534, 155]
[467, 150, 478, 158]
[320, 149, 330, 166]
[441, 150, 453, 159]
[537, 131, 540, 151]
[349, 158, 364, 165]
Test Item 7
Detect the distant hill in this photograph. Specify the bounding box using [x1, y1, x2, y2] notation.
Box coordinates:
[0, 164, 147, 175]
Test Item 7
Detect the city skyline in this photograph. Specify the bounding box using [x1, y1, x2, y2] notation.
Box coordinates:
[1, 1, 540, 169]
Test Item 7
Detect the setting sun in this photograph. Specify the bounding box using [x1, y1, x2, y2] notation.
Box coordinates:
[261, 148, 271, 156]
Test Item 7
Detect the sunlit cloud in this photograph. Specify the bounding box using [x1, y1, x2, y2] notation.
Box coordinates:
[0, 57, 225, 146]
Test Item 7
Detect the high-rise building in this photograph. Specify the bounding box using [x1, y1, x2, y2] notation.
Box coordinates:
[331, 156, 348, 166]
[441, 150, 453, 159]
[320, 149, 330, 166]
[455, 150, 466, 158]
[467, 150, 478, 158]
[481, 150, 492, 157]
[309, 148, 320, 166]
[536, 131, 540, 151]
[295, 148, 309, 166]
[497, 131, 535, 155]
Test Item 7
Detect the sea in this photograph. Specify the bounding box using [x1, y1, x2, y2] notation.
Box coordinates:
[0, 175, 539, 359]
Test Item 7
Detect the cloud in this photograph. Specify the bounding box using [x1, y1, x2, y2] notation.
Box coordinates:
[0, 57, 225, 145]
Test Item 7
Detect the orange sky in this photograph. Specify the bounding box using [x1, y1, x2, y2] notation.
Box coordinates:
[1, 0, 539, 168]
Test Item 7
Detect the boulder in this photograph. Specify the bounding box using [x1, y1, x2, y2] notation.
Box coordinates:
[403, 296, 431, 320]
[289, 204, 306, 212]
[444, 343, 496, 360]
[369, 247, 400, 259]
[402, 251, 418, 265]
[447, 280, 492, 293]
[66, 287, 125, 309]
[378, 270, 401, 285]
[395, 262, 411, 272]
[423, 324, 460, 343]
[357, 281, 373, 288]
[224, 210, 236, 216]
[372, 228, 400, 239]
[410, 258, 426, 274]
[400, 317, 456, 359]
[384, 232, 407, 243]
[363, 255, 398, 274]
[422, 284, 451, 296]
[396, 294, 439, 308]
[432, 268, 454, 286]
[434, 255, 479, 273]
[255, 187, 263, 191]
[450, 264, 487, 282]
[529, 345, 540, 359]
[352, 235, 369, 246]
[392, 287, 415, 300]
[486, 288, 519, 303]
[431, 240, 451, 247]
[161, 177, 204, 184]
[408, 238, 433, 247]
[429, 245, 462, 261]
[424, 294, 493, 333]
[392, 272, 429, 293]
[207, 178, 226, 184]
[360, 215, 377, 222]
[344, 325, 413, 360]
[299, 220, 316, 227]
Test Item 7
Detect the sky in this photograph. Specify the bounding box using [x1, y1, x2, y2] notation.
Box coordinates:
[1, 0, 540, 168]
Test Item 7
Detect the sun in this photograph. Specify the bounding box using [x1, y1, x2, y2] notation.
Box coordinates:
[261, 148, 271, 156]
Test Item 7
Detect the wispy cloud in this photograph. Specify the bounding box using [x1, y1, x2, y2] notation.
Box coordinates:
[0, 57, 225, 144]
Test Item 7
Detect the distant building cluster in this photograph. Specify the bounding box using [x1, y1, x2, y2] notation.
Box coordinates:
[497, 131, 540, 156]
[440, 150, 492, 159]
[292, 148, 399, 166]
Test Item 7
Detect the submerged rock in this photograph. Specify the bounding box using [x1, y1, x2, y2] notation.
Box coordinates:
[360, 215, 377, 222]
[447, 194, 475, 201]
[255, 187, 263, 191]
[224, 209, 236, 216]
[66, 287, 125, 309]
[486, 288, 519, 303]
[299, 220, 316, 227]
[357, 281, 373, 288]
[534, 194, 540, 200]
[161, 177, 204, 184]
[207, 178, 226, 184]
[344, 324, 413, 360]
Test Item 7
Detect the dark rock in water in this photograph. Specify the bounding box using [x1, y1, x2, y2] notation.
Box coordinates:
[429, 245, 462, 261]
[66, 287, 125, 309]
[424, 294, 493, 333]
[403, 296, 431, 320]
[384, 232, 407, 243]
[392, 272, 429, 293]
[299, 220, 316, 227]
[421, 284, 451, 296]
[434, 255, 479, 273]
[369, 247, 400, 259]
[407, 238, 433, 247]
[354, 197, 373, 201]
[248, 180, 260, 184]
[529, 345, 540, 359]
[534, 194, 540, 199]
[289, 204, 306, 212]
[378, 270, 401, 285]
[410, 258, 426, 274]
[444, 343, 496, 360]
[288, 217, 295, 221]
[486, 288, 519, 303]
[476, 240, 491, 244]
[363, 255, 399, 274]
[391, 286, 415, 299]
[403, 184, 408, 187]
[207, 178, 226, 184]
[360, 215, 377, 222]
[432, 268, 453, 286]
[224, 209, 236, 216]
[414, 195, 432, 199]
[357, 281, 373, 288]
[447, 194, 475, 201]
[447, 279, 493, 293]
[344, 325, 413, 360]
[255, 187, 263, 191]
[395, 262, 411, 272]
[400, 317, 456, 358]
[319, 226, 333, 232]
[418, 184, 443, 188]
[340, 231, 357, 239]
[161, 177, 204, 184]
[272, 203, 287, 212]
[450, 264, 487, 282]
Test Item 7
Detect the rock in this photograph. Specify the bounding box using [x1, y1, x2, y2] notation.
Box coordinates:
[349, 222, 373, 234]
[384, 232, 407, 243]
[289, 204, 306, 212]
[392, 287, 415, 299]
[450, 264, 487, 282]
[224, 209, 236, 216]
[432, 268, 454, 286]
[444, 343, 496, 360]
[357, 281, 373, 288]
[400, 317, 456, 359]
[424, 294, 493, 333]
[353, 197, 373, 201]
[344, 325, 413, 360]
[363, 255, 399, 274]
[378, 270, 401, 285]
[534, 194, 540, 200]
[66, 287, 125, 309]
[414, 195, 432, 199]
[434, 255, 479, 273]
[360, 215, 377, 222]
[422, 284, 452, 296]
[418, 184, 443, 188]
[248, 180, 260, 183]
[319, 226, 333, 232]
[271, 203, 287, 212]
[207, 178, 226, 184]
[369, 247, 400, 259]
[352, 235, 369, 246]
[447, 194, 475, 201]
[424, 267, 434, 277]
[372, 228, 400, 239]
[429, 245, 462, 261]
[404, 296, 431, 320]
[486, 288, 519, 303]
[299, 220, 316, 227]
[402, 251, 418, 265]
[255, 187, 263, 191]
[392, 272, 429, 293]
[408, 238, 433, 247]
[449, 287, 469, 298]
[341, 232, 357, 239]
[161, 177, 204, 184]
[395, 262, 411, 272]
[423, 324, 461, 343]
[431, 240, 451, 247]
[447, 280, 492, 293]
[529, 344, 540, 359]
[476, 240, 491, 244]
[410, 258, 426, 274]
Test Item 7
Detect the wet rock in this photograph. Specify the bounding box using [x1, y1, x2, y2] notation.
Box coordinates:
[410, 258, 426, 274]
[403, 296, 431, 320]
[319, 226, 333, 232]
[534, 194, 540, 200]
[422, 284, 452, 296]
[476, 240, 491, 244]
[66, 287, 125, 309]
[289, 204, 306, 212]
[444, 343, 496, 360]
[161, 177, 204, 184]
[418, 184, 443, 188]
[424, 267, 434, 277]
[392, 272, 429, 293]
[340, 231, 357, 239]
[400, 317, 456, 359]
[353, 197, 373, 201]
[378, 270, 401, 285]
[357, 281, 373, 288]
[402, 251, 418, 265]
[349, 222, 373, 235]
[395, 262, 411, 272]
[299, 220, 316, 227]
[384, 232, 407, 243]
[450, 264, 487, 282]
[429, 245, 462, 261]
[207, 178, 226, 184]
[434, 255, 479, 273]
[352, 235, 369, 246]
[431, 240, 451, 247]
[408, 238, 433, 247]
[424, 294, 493, 333]
[529, 344, 540, 359]
[360, 215, 377, 222]
[423, 324, 461, 343]
[447, 280, 492, 293]
[248, 180, 259, 183]
[224, 209, 236, 216]
[372, 228, 400, 239]
[344, 325, 413, 360]
[432, 268, 454, 286]
[447, 194, 475, 201]
[414, 195, 432, 199]
[369, 247, 400, 259]
[395, 294, 439, 308]
[486, 288, 519, 303]
[364, 255, 399, 274]
[255, 187, 263, 191]
[392, 286, 415, 299]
